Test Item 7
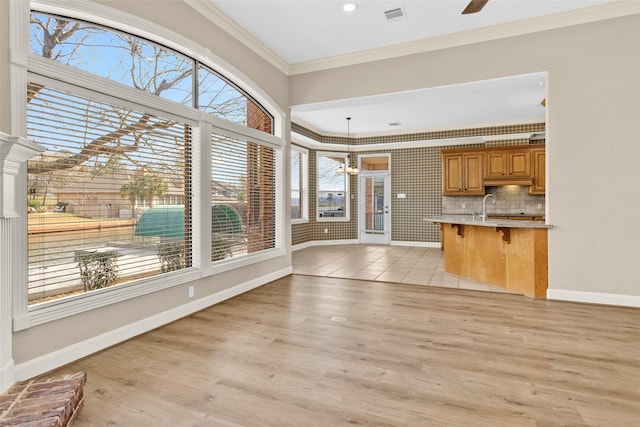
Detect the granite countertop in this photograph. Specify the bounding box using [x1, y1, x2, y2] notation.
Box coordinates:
[424, 214, 553, 229]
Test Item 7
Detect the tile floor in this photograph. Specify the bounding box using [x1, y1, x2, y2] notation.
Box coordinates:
[292, 244, 516, 294]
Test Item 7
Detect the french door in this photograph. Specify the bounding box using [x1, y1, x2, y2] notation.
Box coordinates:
[359, 171, 391, 244]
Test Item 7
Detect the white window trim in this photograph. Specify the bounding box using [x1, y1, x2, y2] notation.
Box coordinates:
[291, 145, 308, 224]
[202, 122, 284, 272]
[11, 0, 286, 329]
[316, 151, 350, 222]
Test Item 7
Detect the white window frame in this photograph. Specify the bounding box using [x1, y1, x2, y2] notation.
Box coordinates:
[11, 0, 286, 330]
[316, 151, 350, 222]
[291, 145, 308, 224]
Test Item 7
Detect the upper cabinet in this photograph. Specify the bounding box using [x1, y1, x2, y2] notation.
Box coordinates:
[442, 152, 484, 195]
[441, 144, 545, 196]
[484, 149, 531, 179]
[529, 148, 546, 195]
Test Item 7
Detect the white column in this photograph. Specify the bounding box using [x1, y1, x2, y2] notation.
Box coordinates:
[0, 217, 15, 393]
[0, 135, 44, 393]
[0, 0, 34, 393]
[0, 0, 13, 393]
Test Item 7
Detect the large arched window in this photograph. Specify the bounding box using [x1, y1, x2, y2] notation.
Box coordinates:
[23, 7, 282, 315]
[29, 12, 273, 130]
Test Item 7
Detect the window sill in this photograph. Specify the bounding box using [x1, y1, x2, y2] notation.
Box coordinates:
[202, 247, 285, 277]
[291, 218, 309, 225]
[317, 217, 350, 222]
[15, 268, 201, 330]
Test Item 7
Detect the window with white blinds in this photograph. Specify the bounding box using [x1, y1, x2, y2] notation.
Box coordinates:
[26, 82, 192, 304]
[20, 5, 282, 314]
[211, 132, 276, 262]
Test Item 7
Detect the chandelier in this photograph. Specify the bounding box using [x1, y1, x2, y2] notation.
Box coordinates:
[337, 117, 358, 175]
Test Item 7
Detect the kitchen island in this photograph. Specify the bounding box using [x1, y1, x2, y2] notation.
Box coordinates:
[425, 215, 552, 298]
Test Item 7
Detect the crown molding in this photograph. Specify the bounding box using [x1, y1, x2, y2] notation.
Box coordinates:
[154, 1, 636, 78]
[289, 1, 640, 75]
[182, 0, 290, 75]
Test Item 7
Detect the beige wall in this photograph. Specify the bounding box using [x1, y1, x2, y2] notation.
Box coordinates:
[290, 15, 640, 300]
[0, 1, 10, 134]
[8, 1, 292, 372]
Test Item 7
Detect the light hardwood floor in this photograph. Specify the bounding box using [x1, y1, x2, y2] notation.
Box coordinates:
[49, 270, 639, 426]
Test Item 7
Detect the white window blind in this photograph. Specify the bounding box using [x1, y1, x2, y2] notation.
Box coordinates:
[26, 83, 192, 304]
[211, 132, 276, 262]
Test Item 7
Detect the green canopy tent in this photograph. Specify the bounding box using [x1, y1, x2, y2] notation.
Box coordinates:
[212, 204, 243, 234]
[135, 204, 243, 238]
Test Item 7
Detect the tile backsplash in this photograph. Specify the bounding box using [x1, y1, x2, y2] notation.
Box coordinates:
[442, 185, 545, 216]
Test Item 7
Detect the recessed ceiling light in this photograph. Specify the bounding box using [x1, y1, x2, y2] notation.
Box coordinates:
[343, 3, 358, 12]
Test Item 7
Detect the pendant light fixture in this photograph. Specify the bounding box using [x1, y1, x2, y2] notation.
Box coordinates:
[338, 117, 358, 175]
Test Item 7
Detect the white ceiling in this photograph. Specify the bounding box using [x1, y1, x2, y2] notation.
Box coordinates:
[291, 73, 547, 137]
[204, 0, 618, 136]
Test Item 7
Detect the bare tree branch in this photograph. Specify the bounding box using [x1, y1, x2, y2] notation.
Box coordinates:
[28, 113, 176, 174]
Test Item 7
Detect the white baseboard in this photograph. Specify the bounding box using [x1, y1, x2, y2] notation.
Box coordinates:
[0, 359, 15, 394]
[292, 239, 358, 251]
[14, 267, 292, 381]
[547, 289, 640, 308]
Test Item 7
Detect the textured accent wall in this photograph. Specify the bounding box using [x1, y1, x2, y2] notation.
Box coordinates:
[292, 122, 545, 145]
[291, 124, 546, 246]
[390, 146, 442, 243]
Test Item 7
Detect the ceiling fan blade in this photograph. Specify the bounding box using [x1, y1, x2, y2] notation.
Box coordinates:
[462, 0, 489, 14]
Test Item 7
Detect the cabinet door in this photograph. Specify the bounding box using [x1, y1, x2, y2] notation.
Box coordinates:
[485, 149, 532, 178]
[485, 152, 507, 178]
[442, 154, 463, 194]
[508, 151, 531, 177]
[463, 154, 484, 195]
[529, 149, 546, 194]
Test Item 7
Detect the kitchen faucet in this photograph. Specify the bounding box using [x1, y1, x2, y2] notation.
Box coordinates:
[480, 193, 496, 221]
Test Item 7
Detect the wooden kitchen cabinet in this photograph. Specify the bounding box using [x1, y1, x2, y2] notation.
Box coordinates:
[529, 148, 546, 195]
[442, 152, 484, 195]
[442, 143, 545, 195]
[484, 149, 531, 178]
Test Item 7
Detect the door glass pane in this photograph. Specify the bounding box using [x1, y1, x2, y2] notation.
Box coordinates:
[364, 177, 385, 234]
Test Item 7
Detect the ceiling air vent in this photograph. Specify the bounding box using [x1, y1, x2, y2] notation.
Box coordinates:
[384, 6, 406, 21]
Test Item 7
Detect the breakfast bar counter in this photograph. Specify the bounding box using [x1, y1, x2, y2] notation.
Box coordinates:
[425, 215, 552, 298]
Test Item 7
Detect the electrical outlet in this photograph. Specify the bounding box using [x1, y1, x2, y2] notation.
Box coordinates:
[461, 203, 466, 209]
[324, 228, 328, 234]
[188, 286, 194, 298]
[537, 203, 542, 209]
